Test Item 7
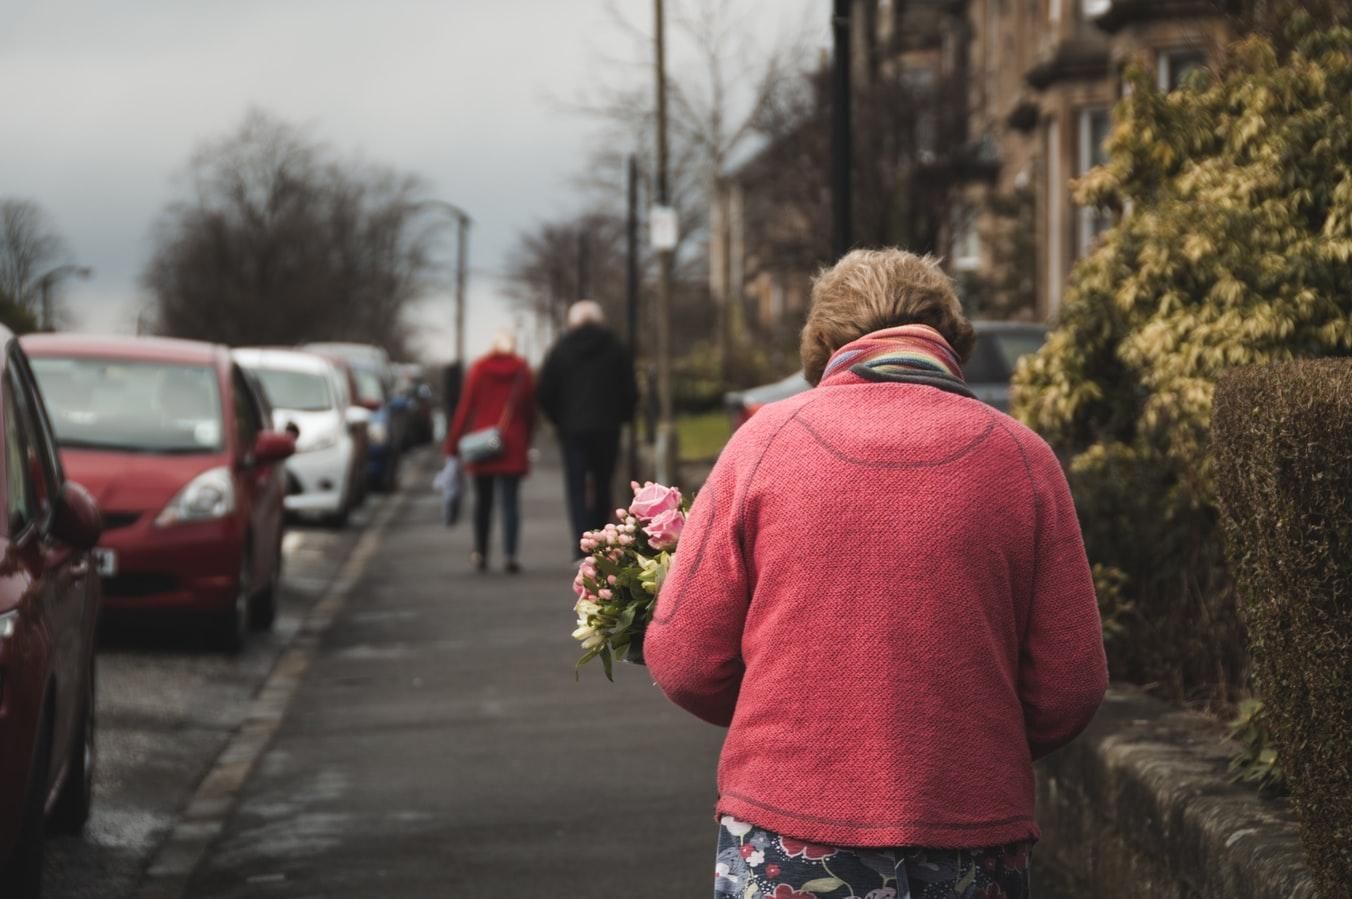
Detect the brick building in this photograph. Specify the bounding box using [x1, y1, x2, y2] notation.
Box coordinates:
[717, 0, 1231, 337]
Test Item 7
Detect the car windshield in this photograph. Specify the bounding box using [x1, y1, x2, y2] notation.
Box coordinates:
[353, 369, 384, 405]
[964, 329, 1047, 383]
[990, 331, 1047, 370]
[30, 357, 224, 453]
[251, 367, 333, 412]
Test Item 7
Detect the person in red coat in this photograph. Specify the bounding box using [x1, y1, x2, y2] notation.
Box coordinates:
[443, 330, 535, 572]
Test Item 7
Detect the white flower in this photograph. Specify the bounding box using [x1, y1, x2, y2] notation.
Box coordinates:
[720, 815, 753, 837]
[574, 600, 600, 617]
[581, 633, 605, 651]
[743, 848, 764, 867]
[572, 624, 596, 640]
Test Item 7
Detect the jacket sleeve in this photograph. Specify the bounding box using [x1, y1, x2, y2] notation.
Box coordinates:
[644, 447, 750, 727]
[443, 363, 479, 457]
[537, 346, 561, 427]
[618, 344, 638, 425]
[1019, 441, 1109, 760]
[519, 366, 537, 445]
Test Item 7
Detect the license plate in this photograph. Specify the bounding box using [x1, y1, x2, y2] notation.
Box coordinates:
[92, 548, 118, 578]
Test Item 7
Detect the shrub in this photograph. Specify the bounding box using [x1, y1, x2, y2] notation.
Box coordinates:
[1013, 18, 1352, 703]
[1212, 360, 1352, 894]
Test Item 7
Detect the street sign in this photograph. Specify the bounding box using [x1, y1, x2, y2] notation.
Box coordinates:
[650, 205, 678, 252]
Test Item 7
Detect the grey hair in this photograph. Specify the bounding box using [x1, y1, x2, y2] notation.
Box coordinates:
[567, 300, 605, 328]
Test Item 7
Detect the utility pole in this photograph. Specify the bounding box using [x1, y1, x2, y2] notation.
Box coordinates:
[455, 213, 470, 369]
[831, 0, 853, 260]
[626, 154, 641, 485]
[653, 0, 676, 485]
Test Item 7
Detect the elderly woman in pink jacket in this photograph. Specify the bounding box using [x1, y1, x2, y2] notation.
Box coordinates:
[645, 249, 1108, 899]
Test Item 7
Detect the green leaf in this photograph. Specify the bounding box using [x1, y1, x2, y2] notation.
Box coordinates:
[600, 646, 614, 681]
[798, 878, 844, 894]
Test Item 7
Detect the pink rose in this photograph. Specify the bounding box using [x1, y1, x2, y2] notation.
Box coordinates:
[629, 481, 682, 522]
[645, 507, 685, 549]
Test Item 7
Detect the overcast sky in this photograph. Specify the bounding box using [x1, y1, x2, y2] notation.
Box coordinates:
[2, 0, 826, 363]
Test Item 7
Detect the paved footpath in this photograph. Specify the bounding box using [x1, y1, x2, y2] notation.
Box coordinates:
[177, 455, 725, 897]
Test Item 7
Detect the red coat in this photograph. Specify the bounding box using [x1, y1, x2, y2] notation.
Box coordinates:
[444, 352, 535, 477]
[645, 362, 1107, 849]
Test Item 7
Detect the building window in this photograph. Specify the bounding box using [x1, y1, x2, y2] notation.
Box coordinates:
[1081, 0, 1111, 18]
[1049, 0, 1062, 24]
[952, 206, 981, 272]
[902, 68, 937, 162]
[1076, 107, 1112, 258]
[1158, 50, 1207, 92]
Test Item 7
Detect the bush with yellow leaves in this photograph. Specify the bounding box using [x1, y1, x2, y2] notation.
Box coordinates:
[1013, 16, 1352, 705]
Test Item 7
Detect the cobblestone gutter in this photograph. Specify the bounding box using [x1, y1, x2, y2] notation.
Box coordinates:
[1035, 686, 1321, 899]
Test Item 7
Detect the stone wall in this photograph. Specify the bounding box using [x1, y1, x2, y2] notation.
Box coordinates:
[1035, 686, 1320, 899]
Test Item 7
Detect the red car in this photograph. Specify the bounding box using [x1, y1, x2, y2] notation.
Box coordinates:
[22, 335, 294, 651]
[0, 328, 103, 894]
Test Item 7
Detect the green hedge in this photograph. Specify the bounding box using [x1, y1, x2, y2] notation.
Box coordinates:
[1213, 360, 1352, 894]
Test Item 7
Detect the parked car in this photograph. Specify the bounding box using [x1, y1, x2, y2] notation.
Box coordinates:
[0, 327, 103, 895]
[23, 335, 294, 650]
[725, 321, 1049, 428]
[311, 354, 371, 509]
[234, 348, 367, 527]
[303, 343, 406, 492]
[393, 363, 435, 447]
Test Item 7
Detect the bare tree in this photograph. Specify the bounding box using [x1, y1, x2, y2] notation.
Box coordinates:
[555, 0, 807, 363]
[0, 198, 69, 330]
[144, 110, 435, 354]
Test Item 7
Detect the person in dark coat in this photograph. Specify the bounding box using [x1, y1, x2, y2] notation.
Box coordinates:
[537, 300, 638, 554]
[444, 330, 535, 572]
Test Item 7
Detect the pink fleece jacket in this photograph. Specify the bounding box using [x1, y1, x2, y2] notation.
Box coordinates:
[644, 367, 1108, 849]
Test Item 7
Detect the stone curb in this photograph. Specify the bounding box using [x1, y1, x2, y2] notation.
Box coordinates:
[1036, 685, 1321, 899]
[133, 490, 407, 899]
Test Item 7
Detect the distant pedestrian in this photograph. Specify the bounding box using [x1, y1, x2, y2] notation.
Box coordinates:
[538, 300, 638, 555]
[644, 249, 1108, 899]
[444, 330, 535, 573]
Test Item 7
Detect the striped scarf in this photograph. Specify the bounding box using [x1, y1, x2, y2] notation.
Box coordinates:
[822, 324, 966, 383]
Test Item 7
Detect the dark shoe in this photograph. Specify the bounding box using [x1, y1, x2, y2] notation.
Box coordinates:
[505, 559, 521, 575]
[470, 551, 487, 572]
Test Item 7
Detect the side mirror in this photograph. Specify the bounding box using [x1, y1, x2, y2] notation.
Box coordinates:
[52, 482, 102, 551]
[253, 431, 296, 465]
[344, 405, 371, 429]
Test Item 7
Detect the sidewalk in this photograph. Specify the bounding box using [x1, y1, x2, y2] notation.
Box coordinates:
[182, 454, 725, 897]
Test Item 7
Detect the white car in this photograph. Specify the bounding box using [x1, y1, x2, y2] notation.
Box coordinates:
[233, 348, 368, 526]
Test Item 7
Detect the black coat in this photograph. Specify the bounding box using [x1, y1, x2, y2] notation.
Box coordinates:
[538, 324, 637, 435]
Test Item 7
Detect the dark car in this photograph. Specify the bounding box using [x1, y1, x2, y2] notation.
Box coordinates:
[24, 335, 294, 649]
[0, 328, 104, 895]
[725, 321, 1048, 429]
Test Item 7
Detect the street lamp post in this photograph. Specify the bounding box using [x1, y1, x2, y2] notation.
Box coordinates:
[412, 200, 472, 367]
[36, 265, 92, 332]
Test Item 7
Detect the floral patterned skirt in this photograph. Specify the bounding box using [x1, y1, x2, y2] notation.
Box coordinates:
[715, 815, 1033, 899]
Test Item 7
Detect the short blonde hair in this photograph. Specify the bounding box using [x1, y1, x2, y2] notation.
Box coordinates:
[800, 249, 974, 385]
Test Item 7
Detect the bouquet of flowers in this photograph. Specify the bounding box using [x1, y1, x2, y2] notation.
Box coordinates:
[571, 481, 688, 680]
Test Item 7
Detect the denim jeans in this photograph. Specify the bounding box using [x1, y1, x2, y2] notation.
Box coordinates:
[472, 475, 520, 560]
[560, 430, 620, 554]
